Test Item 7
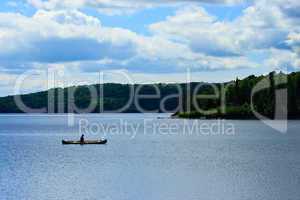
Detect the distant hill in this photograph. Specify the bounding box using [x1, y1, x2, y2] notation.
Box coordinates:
[0, 71, 299, 119]
[0, 82, 200, 113]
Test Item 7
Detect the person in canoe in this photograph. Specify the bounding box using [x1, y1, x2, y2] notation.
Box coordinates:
[80, 134, 85, 143]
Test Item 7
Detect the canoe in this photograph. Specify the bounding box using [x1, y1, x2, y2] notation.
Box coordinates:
[62, 139, 107, 145]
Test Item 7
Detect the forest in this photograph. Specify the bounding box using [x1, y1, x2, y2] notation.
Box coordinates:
[177, 71, 300, 119]
[0, 71, 299, 119]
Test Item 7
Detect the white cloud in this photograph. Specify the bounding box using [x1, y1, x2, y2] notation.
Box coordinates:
[150, 6, 240, 56]
[150, 2, 293, 54]
[0, 10, 140, 63]
[149, 0, 300, 72]
[0, 8, 258, 74]
[27, 0, 245, 15]
[264, 48, 300, 71]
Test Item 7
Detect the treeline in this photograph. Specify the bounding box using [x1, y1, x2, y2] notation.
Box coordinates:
[0, 71, 299, 119]
[0, 83, 191, 113]
[177, 71, 300, 119]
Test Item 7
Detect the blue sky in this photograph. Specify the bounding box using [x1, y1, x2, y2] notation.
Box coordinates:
[0, 0, 299, 96]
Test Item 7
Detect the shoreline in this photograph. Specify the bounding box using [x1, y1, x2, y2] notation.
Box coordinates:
[0, 112, 300, 120]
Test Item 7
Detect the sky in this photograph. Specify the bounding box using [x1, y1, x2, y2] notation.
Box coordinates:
[0, 0, 299, 96]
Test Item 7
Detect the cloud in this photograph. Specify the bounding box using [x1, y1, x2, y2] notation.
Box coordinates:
[278, 0, 300, 19]
[27, 0, 245, 15]
[149, 0, 300, 68]
[264, 48, 300, 71]
[0, 72, 16, 86]
[286, 33, 300, 56]
[150, 6, 241, 57]
[0, 10, 139, 64]
[1, 0, 299, 82]
[0, 8, 259, 74]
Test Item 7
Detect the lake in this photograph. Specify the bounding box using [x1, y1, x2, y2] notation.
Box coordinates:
[0, 114, 300, 200]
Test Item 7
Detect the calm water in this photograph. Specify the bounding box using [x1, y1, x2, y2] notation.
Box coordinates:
[0, 114, 300, 200]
